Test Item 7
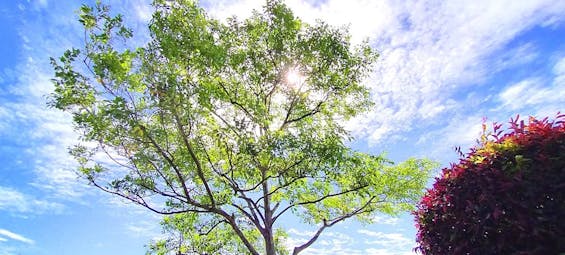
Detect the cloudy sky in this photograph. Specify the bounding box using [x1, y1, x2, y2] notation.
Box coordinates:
[0, 0, 564, 254]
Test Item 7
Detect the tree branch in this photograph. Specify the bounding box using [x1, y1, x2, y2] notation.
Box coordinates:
[292, 196, 378, 255]
[90, 180, 205, 215]
[283, 100, 324, 128]
[212, 208, 261, 255]
[171, 108, 216, 207]
[217, 80, 257, 123]
[273, 184, 368, 223]
[138, 124, 193, 201]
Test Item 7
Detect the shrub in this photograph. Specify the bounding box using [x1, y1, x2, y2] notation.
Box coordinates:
[414, 115, 565, 255]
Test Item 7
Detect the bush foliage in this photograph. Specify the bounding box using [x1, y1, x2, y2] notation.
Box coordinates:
[414, 115, 565, 254]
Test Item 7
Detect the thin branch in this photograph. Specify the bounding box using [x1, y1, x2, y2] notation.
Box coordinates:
[279, 91, 298, 131]
[240, 194, 265, 223]
[90, 180, 205, 215]
[284, 100, 323, 127]
[217, 80, 257, 123]
[262, 159, 307, 205]
[171, 108, 216, 207]
[230, 202, 265, 233]
[211, 208, 261, 255]
[292, 196, 379, 255]
[273, 185, 368, 223]
[198, 219, 228, 236]
[138, 124, 192, 201]
[142, 154, 184, 198]
[210, 108, 243, 139]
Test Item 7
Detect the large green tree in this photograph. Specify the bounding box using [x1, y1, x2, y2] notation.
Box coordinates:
[50, 1, 435, 254]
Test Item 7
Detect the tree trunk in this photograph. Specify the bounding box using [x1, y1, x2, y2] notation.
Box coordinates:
[265, 229, 276, 255]
[262, 166, 276, 255]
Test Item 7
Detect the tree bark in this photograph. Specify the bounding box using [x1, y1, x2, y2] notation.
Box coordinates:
[262, 167, 277, 255]
[265, 229, 276, 255]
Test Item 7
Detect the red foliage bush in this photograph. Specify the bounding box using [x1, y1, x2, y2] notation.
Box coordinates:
[414, 115, 565, 255]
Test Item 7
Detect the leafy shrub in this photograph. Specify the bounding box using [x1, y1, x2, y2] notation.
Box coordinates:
[414, 115, 565, 255]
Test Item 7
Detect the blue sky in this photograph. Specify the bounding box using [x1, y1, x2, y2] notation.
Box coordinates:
[0, 0, 564, 254]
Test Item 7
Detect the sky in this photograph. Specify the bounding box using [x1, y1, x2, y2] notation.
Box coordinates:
[0, 0, 564, 254]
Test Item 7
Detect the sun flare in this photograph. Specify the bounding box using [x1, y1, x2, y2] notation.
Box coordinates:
[285, 66, 304, 89]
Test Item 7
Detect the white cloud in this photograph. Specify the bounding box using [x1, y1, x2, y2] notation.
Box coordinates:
[2, 0, 151, 203]
[204, 0, 565, 145]
[498, 78, 564, 110]
[0, 1, 93, 204]
[553, 55, 565, 86]
[124, 218, 162, 240]
[288, 228, 316, 237]
[497, 55, 565, 117]
[355, 0, 565, 144]
[365, 248, 415, 255]
[0, 186, 64, 216]
[413, 113, 485, 163]
[132, 0, 153, 22]
[287, 228, 414, 255]
[287, 228, 416, 255]
[359, 230, 410, 246]
[33, 0, 48, 9]
[358, 229, 416, 255]
[491, 43, 539, 72]
[0, 70, 87, 201]
[285, 230, 364, 255]
[371, 215, 400, 225]
[0, 229, 34, 244]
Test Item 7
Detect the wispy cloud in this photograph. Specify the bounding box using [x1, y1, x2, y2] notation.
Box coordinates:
[358, 229, 415, 255]
[285, 230, 362, 255]
[498, 57, 565, 113]
[371, 215, 400, 225]
[3, 1, 564, 254]
[0, 1, 90, 203]
[0, 229, 34, 244]
[0, 186, 64, 216]
[288, 228, 316, 237]
[124, 218, 162, 240]
[286, 229, 414, 255]
[358, 229, 411, 246]
[1, 0, 153, 203]
[0, 61, 88, 201]
[415, 53, 565, 163]
[202, 0, 565, 146]
[365, 248, 414, 255]
[346, 0, 565, 144]
[554, 56, 565, 83]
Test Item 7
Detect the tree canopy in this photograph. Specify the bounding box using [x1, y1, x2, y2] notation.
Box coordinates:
[50, 0, 435, 254]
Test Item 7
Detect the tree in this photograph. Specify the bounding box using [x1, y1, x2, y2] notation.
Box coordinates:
[414, 115, 565, 254]
[50, 1, 435, 254]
